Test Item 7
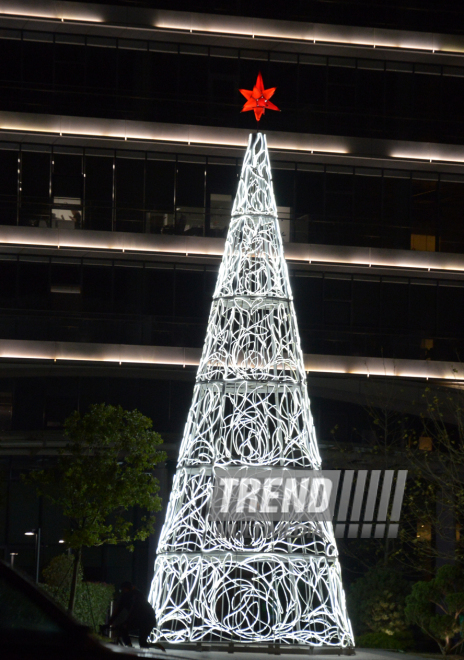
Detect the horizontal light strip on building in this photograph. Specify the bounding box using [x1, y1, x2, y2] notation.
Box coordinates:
[1, 226, 464, 274]
[0, 2, 463, 56]
[0, 339, 462, 382]
[0, 111, 347, 155]
[0, 340, 201, 368]
[4, 111, 464, 168]
[392, 152, 464, 164]
[152, 11, 454, 55]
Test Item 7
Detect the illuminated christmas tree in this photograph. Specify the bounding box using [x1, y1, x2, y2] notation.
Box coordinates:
[149, 131, 353, 649]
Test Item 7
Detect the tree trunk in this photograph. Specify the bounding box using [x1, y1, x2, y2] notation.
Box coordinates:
[68, 547, 81, 614]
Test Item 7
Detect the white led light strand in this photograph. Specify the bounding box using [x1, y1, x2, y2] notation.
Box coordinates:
[149, 132, 354, 648]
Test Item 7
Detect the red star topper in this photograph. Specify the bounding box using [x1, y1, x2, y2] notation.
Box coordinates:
[239, 72, 280, 121]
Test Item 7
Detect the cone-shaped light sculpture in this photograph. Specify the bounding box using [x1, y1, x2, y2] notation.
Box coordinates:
[149, 133, 354, 649]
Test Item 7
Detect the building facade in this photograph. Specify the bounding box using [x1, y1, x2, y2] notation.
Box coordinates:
[1, 1, 464, 587]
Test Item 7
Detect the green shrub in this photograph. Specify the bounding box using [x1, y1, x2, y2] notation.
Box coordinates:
[348, 565, 411, 636]
[41, 554, 114, 632]
[356, 630, 415, 650]
[42, 553, 83, 588]
[405, 564, 464, 655]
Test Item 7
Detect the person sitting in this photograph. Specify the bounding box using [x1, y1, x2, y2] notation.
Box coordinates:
[109, 581, 161, 649]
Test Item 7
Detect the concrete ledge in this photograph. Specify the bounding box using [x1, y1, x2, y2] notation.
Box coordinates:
[1, 0, 464, 60]
[0, 338, 462, 382]
[2, 226, 464, 274]
[4, 111, 464, 173]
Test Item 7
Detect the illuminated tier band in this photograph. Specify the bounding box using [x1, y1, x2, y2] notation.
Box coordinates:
[149, 132, 354, 648]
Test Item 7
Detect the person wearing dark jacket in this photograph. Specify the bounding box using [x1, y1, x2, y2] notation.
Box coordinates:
[109, 581, 157, 648]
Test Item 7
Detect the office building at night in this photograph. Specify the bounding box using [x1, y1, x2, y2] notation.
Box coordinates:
[1, 0, 464, 585]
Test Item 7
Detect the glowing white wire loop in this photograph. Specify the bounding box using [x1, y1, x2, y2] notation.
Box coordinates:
[149, 132, 353, 647]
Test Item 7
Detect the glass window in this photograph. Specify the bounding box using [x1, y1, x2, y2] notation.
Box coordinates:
[413, 75, 440, 119]
[115, 157, 144, 233]
[84, 155, 113, 231]
[353, 280, 380, 327]
[324, 300, 351, 325]
[296, 172, 324, 216]
[176, 163, 205, 235]
[178, 55, 208, 123]
[324, 277, 351, 301]
[295, 171, 325, 243]
[52, 154, 82, 229]
[437, 285, 464, 335]
[116, 157, 144, 206]
[17, 262, 49, 310]
[108, 378, 140, 412]
[139, 379, 171, 430]
[54, 43, 86, 87]
[325, 173, 352, 219]
[168, 380, 194, 433]
[85, 155, 113, 203]
[0, 390, 12, 432]
[145, 159, 175, 209]
[440, 181, 464, 244]
[441, 76, 464, 122]
[204, 270, 217, 308]
[82, 265, 112, 312]
[299, 64, 326, 107]
[175, 270, 204, 318]
[410, 234, 435, 251]
[356, 69, 384, 112]
[328, 66, 356, 109]
[143, 268, 174, 316]
[52, 154, 82, 196]
[179, 54, 208, 99]
[381, 282, 408, 329]
[20, 152, 50, 227]
[271, 168, 294, 209]
[86, 46, 116, 89]
[118, 49, 148, 94]
[21, 154, 50, 229]
[266, 61, 298, 130]
[114, 265, 142, 314]
[21, 152, 50, 200]
[291, 276, 323, 327]
[0, 150, 18, 225]
[22, 42, 53, 85]
[209, 71, 238, 106]
[145, 160, 175, 234]
[383, 177, 410, 226]
[78, 377, 109, 412]
[269, 61, 297, 106]
[12, 379, 45, 431]
[50, 263, 80, 287]
[411, 179, 438, 233]
[385, 71, 412, 118]
[206, 164, 237, 238]
[409, 283, 436, 333]
[50, 263, 81, 311]
[148, 51, 178, 96]
[0, 39, 21, 82]
[208, 193, 232, 237]
[176, 162, 204, 207]
[354, 175, 381, 221]
[0, 261, 16, 306]
[51, 204, 82, 230]
[44, 393, 77, 429]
